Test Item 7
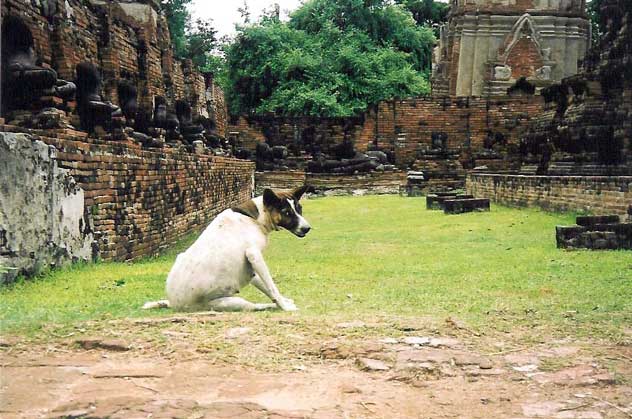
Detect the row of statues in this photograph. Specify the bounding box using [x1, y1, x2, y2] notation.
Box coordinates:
[1, 15, 225, 152]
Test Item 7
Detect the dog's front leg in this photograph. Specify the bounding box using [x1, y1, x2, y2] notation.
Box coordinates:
[245, 248, 297, 311]
[252, 274, 294, 305]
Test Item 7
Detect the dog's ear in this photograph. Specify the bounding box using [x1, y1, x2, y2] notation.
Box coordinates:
[263, 188, 281, 208]
[292, 185, 314, 201]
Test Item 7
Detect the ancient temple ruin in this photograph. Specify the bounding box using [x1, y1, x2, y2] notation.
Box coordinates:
[0, 0, 228, 149]
[518, 0, 632, 175]
[468, 0, 632, 215]
[431, 0, 591, 96]
[0, 0, 252, 282]
[231, 0, 592, 192]
[1, 0, 629, 280]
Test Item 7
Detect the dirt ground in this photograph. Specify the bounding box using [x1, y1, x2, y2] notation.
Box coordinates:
[1, 313, 631, 419]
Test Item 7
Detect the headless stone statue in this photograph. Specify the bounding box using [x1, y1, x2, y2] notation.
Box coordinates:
[153, 96, 180, 142]
[175, 100, 204, 144]
[1, 15, 75, 115]
[75, 62, 121, 133]
[152, 96, 168, 128]
[117, 80, 138, 126]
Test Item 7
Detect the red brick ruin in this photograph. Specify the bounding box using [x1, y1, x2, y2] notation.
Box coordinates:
[0, 0, 251, 279]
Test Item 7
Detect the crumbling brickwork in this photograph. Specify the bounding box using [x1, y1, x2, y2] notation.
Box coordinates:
[1, 0, 227, 136]
[228, 115, 373, 156]
[0, 125, 254, 265]
[467, 173, 632, 216]
[231, 96, 543, 179]
[254, 171, 406, 196]
[520, 0, 632, 175]
[375, 96, 543, 168]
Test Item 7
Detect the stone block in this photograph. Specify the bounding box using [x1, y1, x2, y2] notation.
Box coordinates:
[576, 215, 620, 227]
[426, 193, 457, 209]
[443, 198, 490, 214]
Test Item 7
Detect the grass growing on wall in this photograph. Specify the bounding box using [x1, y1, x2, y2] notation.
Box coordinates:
[1, 196, 630, 338]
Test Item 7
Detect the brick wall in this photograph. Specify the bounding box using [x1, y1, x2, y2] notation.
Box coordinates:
[229, 115, 371, 155]
[376, 96, 544, 166]
[519, 0, 632, 174]
[467, 173, 632, 216]
[230, 96, 543, 169]
[255, 170, 406, 196]
[506, 38, 543, 79]
[208, 81, 228, 139]
[1, 0, 228, 138]
[1, 125, 254, 262]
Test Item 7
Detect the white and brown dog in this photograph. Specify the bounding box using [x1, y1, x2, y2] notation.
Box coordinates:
[143, 186, 312, 312]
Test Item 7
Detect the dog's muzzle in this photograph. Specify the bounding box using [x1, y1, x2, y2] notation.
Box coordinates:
[294, 225, 311, 238]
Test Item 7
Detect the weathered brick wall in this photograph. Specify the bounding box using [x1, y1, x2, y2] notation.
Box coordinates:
[228, 115, 371, 155]
[254, 171, 308, 194]
[1, 0, 228, 137]
[255, 170, 406, 196]
[228, 116, 268, 152]
[376, 96, 544, 167]
[230, 96, 543, 170]
[1, 0, 53, 65]
[208, 81, 228, 139]
[519, 0, 632, 174]
[467, 173, 632, 216]
[0, 125, 254, 262]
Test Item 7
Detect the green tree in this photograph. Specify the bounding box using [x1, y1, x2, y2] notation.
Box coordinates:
[186, 18, 219, 70]
[224, 0, 435, 117]
[162, 0, 224, 75]
[396, 0, 449, 34]
[162, 0, 191, 58]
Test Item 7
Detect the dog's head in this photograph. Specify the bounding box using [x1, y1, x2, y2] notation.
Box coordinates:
[263, 185, 313, 238]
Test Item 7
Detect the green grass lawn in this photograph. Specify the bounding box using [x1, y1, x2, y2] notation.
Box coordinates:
[1, 195, 631, 339]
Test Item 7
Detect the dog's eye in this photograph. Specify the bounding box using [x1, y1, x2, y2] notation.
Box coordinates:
[283, 209, 291, 215]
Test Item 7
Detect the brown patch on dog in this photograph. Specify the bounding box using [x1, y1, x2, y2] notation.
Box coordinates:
[263, 189, 284, 223]
[231, 199, 260, 220]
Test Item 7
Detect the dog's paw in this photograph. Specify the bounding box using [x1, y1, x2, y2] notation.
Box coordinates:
[278, 297, 298, 312]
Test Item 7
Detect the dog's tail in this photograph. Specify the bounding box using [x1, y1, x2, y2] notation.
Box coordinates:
[142, 299, 170, 310]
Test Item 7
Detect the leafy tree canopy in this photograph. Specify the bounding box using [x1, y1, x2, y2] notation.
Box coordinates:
[224, 0, 437, 117]
[162, 0, 191, 58]
[395, 0, 449, 35]
[162, 0, 220, 73]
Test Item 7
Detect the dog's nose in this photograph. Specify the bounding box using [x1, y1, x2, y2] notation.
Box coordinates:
[301, 226, 311, 235]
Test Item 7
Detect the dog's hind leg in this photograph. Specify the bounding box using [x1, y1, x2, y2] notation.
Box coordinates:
[206, 296, 277, 312]
[142, 300, 170, 309]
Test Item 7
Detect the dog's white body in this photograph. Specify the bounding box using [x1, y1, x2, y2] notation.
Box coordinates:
[145, 189, 311, 312]
[166, 206, 265, 309]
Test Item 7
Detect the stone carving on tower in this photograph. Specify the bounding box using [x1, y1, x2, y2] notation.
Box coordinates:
[432, 0, 590, 97]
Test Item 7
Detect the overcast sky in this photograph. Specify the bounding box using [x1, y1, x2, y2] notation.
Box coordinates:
[189, 0, 449, 40]
[189, 0, 303, 39]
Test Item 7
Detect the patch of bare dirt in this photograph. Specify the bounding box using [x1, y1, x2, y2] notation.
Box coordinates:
[1, 314, 630, 418]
